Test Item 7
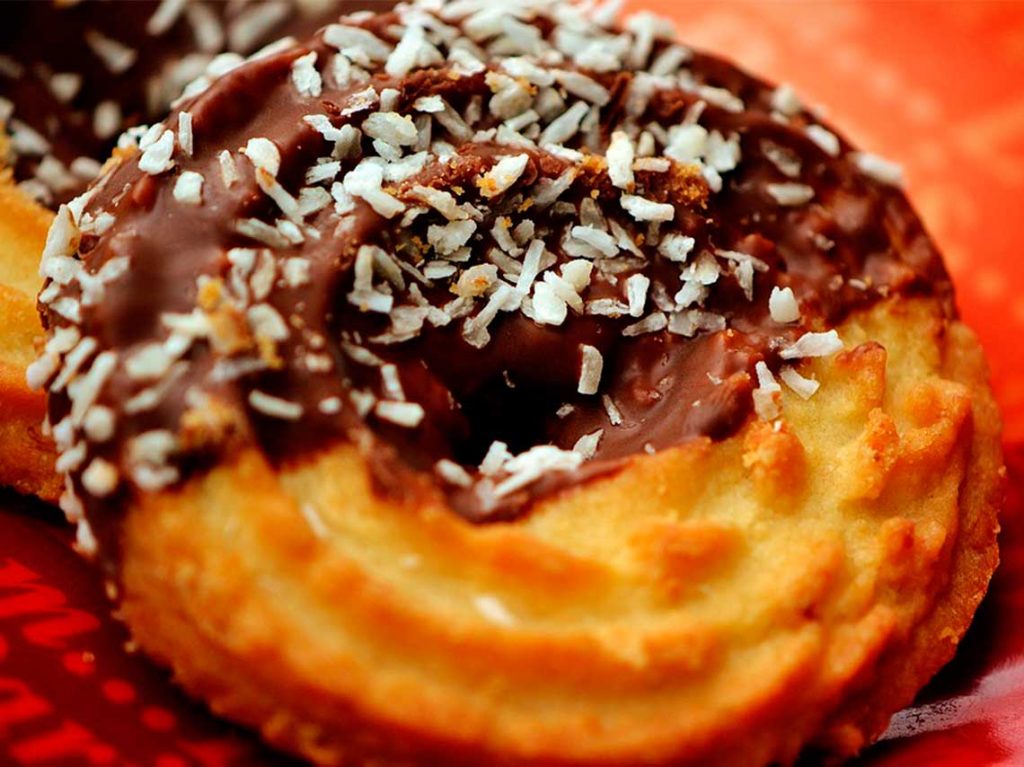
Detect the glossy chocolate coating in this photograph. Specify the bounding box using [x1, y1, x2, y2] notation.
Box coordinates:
[0, 0, 360, 206]
[39, 7, 952, 562]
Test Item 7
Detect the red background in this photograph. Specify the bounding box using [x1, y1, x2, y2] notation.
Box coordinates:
[2, 2, 1023, 765]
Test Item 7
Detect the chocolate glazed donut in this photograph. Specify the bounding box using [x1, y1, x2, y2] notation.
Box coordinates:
[31, 2, 1002, 765]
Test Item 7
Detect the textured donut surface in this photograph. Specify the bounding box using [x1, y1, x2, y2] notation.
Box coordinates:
[32, 1, 1002, 764]
[119, 297, 1001, 766]
[0, 169, 60, 501]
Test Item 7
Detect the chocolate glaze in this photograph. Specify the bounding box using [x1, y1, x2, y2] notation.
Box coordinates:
[0, 0, 363, 206]
[38, 5, 953, 564]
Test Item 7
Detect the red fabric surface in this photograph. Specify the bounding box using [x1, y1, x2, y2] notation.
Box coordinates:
[3, 2, 1023, 765]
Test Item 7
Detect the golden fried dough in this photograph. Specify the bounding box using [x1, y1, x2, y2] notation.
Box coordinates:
[115, 297, 1000, 766]
[0, 172, 58, 501]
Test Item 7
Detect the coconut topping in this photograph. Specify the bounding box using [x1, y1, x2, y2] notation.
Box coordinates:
[0, 0, 353, 207]
[34, 0, 951, 555]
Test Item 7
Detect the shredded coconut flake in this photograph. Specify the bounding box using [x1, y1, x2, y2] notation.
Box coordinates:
[436, 459, 473, 488]
[343, 160, 405, 218]
[138, 129, 175, 175]
[572, 429, 604, 459]
[539, 100, 589, 146]
[363, 111, 419, 146]
[26, 354, 60, 391]
[82, 458, 119, 498]
[569, 225, 617, 258]
[218, 150, 238, 187]
[622, 312, 667, 337]
[771, 83, 802, 117]
[411, 186, 469, 221]
[147, 0, 188, 35]
[324, 24, 393, 62]
[493, 445, 583, 497]
[375, 400, 425, 427]
[606, 130, 635, 190]
[94, 100, 122, 140]
[242, 137, 281, 176]
[553, 69, 611, 106]
[602, 394, 624, 425]
[625, 274, 650, 317]
[413, 95, 445, 113]
[621, 194, 674, 222]
[769, 286, 800, 324]
[851, 151, 904, 187]
[386, 22, 442, 77]
[780, 330, 843, 359]
[752, 361, 781, 419]
[780, 365, 820, 399]
[291, 51, 323, 97]
[75, 519, 98, 556]
[83, 406, 116, 442]
[283, 258, 311, 287]
[428, 219, 477, 256]
[85, 29, 138, 74]
[766, 182, 814, 206]
[578, 344, 604, 395]
[319, 396, 342, 414]
[657, 233, 694, 263]
[478, 153, 530, 198]
[806, 124, 840, 157]
[249, 390, 303, 420]
[531, 281, 568, 326]
[173, 170, 204, 205]
[177, 111, 193, 156]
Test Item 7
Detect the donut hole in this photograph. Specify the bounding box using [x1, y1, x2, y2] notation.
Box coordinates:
[343, 310, 616, 476]
[451, 376, 573, 464]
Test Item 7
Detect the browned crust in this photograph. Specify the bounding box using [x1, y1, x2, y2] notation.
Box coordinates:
[0, 359, 61, 502]
[808, 318, 1004, 759]
[113, 297, 1002, 767]
[0, 175, 60, 503]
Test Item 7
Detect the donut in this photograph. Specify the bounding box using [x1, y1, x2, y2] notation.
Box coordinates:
[31, 2, 1003, 765]
[0, 0, 361, 502]
[0, 169, 61, 501]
